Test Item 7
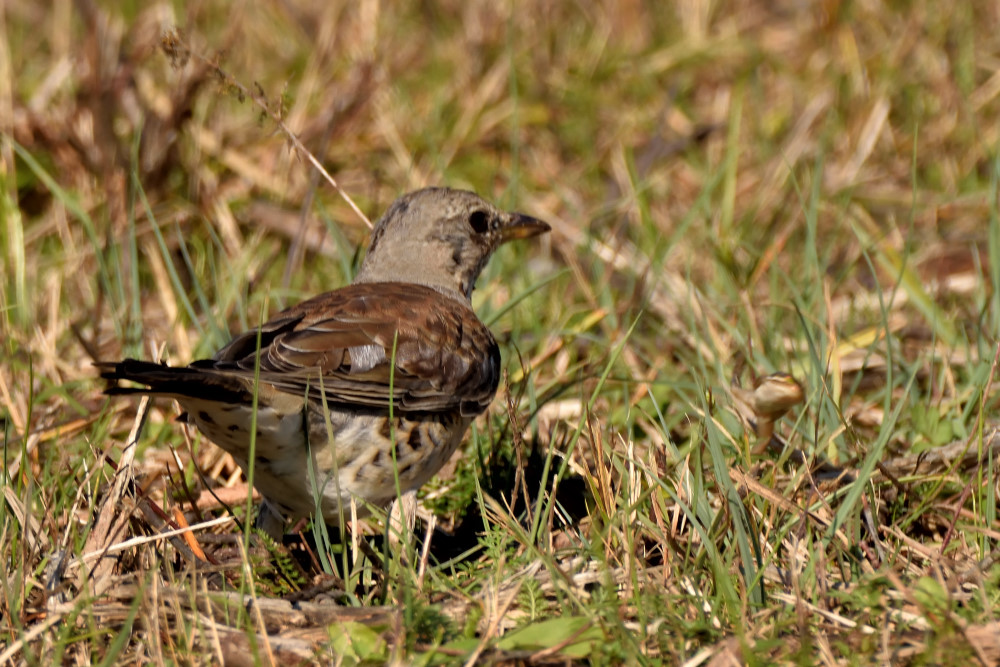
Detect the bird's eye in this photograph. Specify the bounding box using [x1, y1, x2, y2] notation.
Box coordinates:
[468, 210, 491, 234]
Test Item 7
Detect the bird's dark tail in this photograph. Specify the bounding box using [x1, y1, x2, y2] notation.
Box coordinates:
[97, 359, 252, 404]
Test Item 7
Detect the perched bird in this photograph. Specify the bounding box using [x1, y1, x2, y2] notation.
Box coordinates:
[99, 187, 549, 537]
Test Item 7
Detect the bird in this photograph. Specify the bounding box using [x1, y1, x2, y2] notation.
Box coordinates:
[98, 187, 550, 538]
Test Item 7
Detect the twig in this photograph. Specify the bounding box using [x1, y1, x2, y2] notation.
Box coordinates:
[160, 30, 372, 230]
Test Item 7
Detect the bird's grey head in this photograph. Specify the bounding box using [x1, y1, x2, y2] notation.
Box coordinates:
[354, 187, 549, 301]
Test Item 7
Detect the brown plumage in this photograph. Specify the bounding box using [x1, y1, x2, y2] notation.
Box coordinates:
[99, 187, 549, 537]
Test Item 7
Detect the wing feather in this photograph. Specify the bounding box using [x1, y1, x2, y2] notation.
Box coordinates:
[209, 283, 500, 416]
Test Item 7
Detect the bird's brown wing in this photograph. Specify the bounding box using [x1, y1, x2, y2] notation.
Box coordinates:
[209, 282, 500, 416]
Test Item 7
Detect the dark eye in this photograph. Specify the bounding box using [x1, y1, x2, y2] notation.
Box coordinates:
[468, 210, 490, 234]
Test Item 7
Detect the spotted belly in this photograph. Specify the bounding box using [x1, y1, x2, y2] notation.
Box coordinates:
[182, 399, 470, 528]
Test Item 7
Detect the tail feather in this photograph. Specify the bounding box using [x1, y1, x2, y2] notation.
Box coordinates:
[97, 359, 251, 404]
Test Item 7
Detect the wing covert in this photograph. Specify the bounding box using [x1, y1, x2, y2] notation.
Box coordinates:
[206, 283, 500, 416]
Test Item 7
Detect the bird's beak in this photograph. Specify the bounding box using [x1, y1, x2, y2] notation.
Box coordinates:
[501, 213, 551, 243]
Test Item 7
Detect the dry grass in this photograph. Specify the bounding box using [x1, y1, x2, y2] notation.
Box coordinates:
[4, 0, 1000, 663]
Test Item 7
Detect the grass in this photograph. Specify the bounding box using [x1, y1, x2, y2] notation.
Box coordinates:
[4, 0, 1000, 663]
